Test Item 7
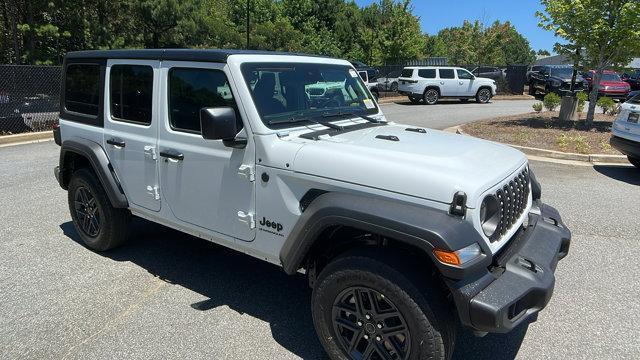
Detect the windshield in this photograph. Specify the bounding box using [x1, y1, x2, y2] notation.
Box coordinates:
[241, 63, 378, 129]
[628, 93, 640, 104]
[550, 67, 575, 78]
[601, 73, 622, 82]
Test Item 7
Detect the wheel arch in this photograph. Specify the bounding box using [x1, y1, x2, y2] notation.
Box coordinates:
[423, 86, 441, 96]
[279, 192, 489, 280]
[58, 138, 128, 208]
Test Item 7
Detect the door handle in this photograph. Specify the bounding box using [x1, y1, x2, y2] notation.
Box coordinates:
[159, 149, 184, 161]
[107, 138, 126, 148]
[440, 81, 445, 85]
[459, 81, 464, 85]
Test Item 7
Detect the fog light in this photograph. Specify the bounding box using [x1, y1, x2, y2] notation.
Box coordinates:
[433, 243, 482, 266]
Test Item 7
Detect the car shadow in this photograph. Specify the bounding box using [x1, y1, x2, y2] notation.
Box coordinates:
[593, 164, 639, 185]
[394, 100, 486, 106]
[60, 219, 529, 359]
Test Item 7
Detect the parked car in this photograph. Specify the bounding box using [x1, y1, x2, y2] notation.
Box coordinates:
[377, 70, 401, 92]
[470, 66, 505, 81]
[397, 66, 497, 105]
[611, 92, 640, 168]
[351, 60, 378, 85]
[53, 49, 570, 360]
[627, 90, 640, 102]
[582, 70, 630, 100]
[358, 70, 379, 100]
[621, 69, 640, 90]
[528, 65, 586, 96]
[526, 65, 545, 84]
[0, 94, 59, 133]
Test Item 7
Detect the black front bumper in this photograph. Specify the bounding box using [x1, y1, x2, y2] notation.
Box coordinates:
[610, 136, 640, 158]
[448, 202, 571, 333]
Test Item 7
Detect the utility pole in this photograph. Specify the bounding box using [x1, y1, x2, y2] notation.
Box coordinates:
[246, 0, 250, 49]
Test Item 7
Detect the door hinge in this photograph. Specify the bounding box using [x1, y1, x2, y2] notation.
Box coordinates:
[237, 211, 255, 229]
[147, 185, 160, 200]
[237, 164, 255, 182]
[144, 145, 157, 161]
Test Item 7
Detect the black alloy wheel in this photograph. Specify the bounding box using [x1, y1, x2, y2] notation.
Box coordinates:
[74, 185, 101, 237]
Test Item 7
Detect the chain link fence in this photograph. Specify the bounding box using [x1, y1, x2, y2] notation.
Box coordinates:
[0, 65, 61, 135]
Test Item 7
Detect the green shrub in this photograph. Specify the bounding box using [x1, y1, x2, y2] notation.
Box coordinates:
[556, 134, 569, 150]
[597, 96, 615, 115]
[576, 91, 588, 113]
[543, 92, 561, 111]
[532, 102, 543, 112]
[574, 135, 590, 154]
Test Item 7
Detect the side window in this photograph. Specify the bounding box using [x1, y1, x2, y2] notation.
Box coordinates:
[168, 68, 236, 134]
[65, 64, 100, 116]
[457, 69, 474, 80]
[401, 68, 414, 78]
[439, 69, 455, 79]
[358, 71, 368, 83]
[418, 69, 436, 79]
[110, 65, 153, 125]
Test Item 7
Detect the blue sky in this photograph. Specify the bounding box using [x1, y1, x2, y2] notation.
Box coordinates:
[354, 0, 559, 53]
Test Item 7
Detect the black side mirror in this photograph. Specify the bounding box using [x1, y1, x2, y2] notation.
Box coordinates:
[199, 107, 246, 148]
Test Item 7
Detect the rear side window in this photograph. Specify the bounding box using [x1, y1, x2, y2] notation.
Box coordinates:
[401, 69, 414, 77]
[65, 64, 100, 116]
[439, 69, 455, 79]
[110, 65, 153, 125]
[628, 93, 640, 104]
[418, 69, 436, 79]
[168, 68, 236, 133]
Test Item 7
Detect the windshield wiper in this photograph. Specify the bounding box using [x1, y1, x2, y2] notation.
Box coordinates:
[270, 116, 344, 130]
[321, 111, 385, 124]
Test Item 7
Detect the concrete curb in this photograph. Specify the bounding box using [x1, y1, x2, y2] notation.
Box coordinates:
[446, 125, 629, 165]
[0, 131, 53, 146]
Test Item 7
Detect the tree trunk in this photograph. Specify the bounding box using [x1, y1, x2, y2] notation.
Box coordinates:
[585, 69, 603, 128]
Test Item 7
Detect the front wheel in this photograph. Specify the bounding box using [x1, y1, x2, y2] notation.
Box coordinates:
[476, 88, 492, 104]
[423, 89, 439, 105]
[312, 251, 455, 360]
[628, 156, 640, 169]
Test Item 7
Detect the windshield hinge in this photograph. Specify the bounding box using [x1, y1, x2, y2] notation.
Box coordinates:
[147, 185, 160, 201]
[238, 164, 255, 182]
[144, 145, 157, 161]
[237, 211, 255, 229]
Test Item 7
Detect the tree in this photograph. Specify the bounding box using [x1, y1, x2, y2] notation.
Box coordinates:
[537, 49, 551, 56]
[538, 0, 640, 127]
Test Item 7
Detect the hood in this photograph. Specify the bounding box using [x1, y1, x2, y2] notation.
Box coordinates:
[599, 80, 629, 87]
[291, 123, 527, 207]
[475, 76, 495, 83]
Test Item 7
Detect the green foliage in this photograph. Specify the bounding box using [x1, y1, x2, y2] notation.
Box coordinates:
[532, 102, 543, 112]
[537, 0, 640, 127]
[576, 91, 588, 113]
[556, 134, 569, 150]
[425, 20, 535, 65]
[537, 49, 551, 56]
[543, 93, 562, 111]
[574, 135, 590, 154]
[596, 96, 615, 114]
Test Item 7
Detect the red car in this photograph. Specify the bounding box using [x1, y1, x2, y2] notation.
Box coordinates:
[582, 70, 630, 100]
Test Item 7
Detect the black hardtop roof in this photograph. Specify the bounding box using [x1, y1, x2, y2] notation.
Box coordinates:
[65, 49, 333, 63]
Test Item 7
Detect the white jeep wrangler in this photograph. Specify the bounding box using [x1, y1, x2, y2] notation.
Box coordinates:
[54, 50, 570, 360]
[398, 66, 497, 105]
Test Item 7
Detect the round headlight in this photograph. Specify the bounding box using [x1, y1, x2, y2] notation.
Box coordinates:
[480, 195, 501, 238]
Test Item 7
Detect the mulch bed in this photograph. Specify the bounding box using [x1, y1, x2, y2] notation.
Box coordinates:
[462, 112, 621, 155]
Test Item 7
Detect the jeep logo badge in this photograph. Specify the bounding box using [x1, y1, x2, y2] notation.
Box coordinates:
[259, 217, 283, 232]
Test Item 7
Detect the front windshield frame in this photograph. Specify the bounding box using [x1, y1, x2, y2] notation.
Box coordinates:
[240, 62, 379, 130]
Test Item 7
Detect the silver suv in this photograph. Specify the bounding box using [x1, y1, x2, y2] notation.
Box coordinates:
[53, 49, 570, 360]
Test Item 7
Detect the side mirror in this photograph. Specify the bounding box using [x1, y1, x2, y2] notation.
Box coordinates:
[199, 107, 246, 148]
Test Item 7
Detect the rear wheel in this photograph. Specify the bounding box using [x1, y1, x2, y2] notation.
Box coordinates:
[423, 89, 439, 105]
[312, 250, 455, 360]
[67, 168, 130, 251]
[476, 88, 492, 104]
[628, 156, 640, 169]
[391, 82, 398, 92]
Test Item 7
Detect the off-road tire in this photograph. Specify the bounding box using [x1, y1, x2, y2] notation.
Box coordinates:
[391, 82, 398, 92]
[311, 249, 455, 360]
[476, 88, 492, 104]
[67, 168, 130, 251]
[628, 156, 640, 169]
[423, 89, 439, 105]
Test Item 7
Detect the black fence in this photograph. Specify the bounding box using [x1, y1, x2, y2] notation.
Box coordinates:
[373, 64, 528, 97]
[0, 65, 61, 135]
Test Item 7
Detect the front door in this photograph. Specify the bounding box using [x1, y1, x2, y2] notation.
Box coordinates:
[103, 59, 160, 212]
[157, 61, 256, 242]
[456, 69, 476, 96]
[437, 68, 458, 96]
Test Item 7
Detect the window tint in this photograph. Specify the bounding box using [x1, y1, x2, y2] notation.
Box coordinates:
[110, 65, 153, 124]
[65, 64, 100, 116]
[168, 68, 236, 133]
[418, 69, 436, 79]
[439, 69, 455, 79]
[401, 68, 414, 77]
[457, 69, 474, 80]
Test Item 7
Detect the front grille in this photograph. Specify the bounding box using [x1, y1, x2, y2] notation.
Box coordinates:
[307, 88, 324, 96]
[492, 168, 531, 242]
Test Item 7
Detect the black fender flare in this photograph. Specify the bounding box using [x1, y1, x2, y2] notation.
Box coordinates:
[58, 138, 128, 208]
[279, 192, 490, 279]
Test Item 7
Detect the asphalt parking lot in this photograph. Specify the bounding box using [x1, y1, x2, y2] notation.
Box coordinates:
[1, 103, 638, 359]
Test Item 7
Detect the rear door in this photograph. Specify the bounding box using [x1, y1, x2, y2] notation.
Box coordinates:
[103, 59, 160, 212]
[438, 68, 458, 96]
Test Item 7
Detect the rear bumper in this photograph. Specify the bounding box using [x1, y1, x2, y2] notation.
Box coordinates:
[610, 135, 640, 158]
[448, 201, 571, 333]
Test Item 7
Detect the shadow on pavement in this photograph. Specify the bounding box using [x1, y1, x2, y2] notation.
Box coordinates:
[394, 100, 487, 106]
[593, 164, 639, 185]
[60, 219, 529, 360]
